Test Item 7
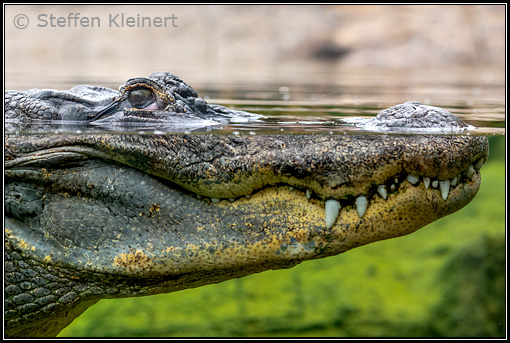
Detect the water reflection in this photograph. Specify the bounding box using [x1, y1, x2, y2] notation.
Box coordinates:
[5, 102, 504, 136]
[6, 67, 505, 136]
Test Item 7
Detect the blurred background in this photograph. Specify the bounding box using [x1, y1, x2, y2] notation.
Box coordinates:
[4, 4, 505, 88]
[4, 4, 506, 338]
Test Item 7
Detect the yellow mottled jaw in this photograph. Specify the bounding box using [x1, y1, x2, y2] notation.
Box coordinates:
[324, 156, 484, 228]
[5, 132, 488, 281]
[122, 158, 484, 279]
[173, 157, 484, 269]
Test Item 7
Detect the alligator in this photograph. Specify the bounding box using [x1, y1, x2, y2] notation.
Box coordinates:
[4, 73, 489, 337]
[4, 71, 262, 131]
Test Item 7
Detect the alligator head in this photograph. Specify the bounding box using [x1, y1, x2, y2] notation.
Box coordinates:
[4, 75, 489, 337]
[4, 71, 261, 129]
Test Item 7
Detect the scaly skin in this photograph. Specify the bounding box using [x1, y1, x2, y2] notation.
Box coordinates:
[4, 71, 261, 125]
[5, 132, 488, 337]
[4, 74, 489, 337]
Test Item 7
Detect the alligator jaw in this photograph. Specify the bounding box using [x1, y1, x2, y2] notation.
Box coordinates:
[4, 131, 488, 338]
[4, 133, 487, 280]
[198, 156, 485, 230]
[181, 161, 483, 264]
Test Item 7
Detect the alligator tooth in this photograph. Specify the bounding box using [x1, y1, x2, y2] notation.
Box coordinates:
[390, 184, 396, 191]
[355, 196, 368, 218]
[439, 180, 450, 200]
[325, 199, 341, 229]
[377, 185, 387, 200]
[474, 157, 484, 170]
[306, 189, 312, 200]
[465, 165, 475, 178]
[394, 177, 399, 184]
[423, 177, 431, 189]
[407, 174, 419, 185]
[211, 198, 220, 203]
[450, 176, 458, 187]
[431, 180, 439, 188]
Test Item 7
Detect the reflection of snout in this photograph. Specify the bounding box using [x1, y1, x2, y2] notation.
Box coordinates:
[88, 98, 124, 121]
[90, 110, 221, 129]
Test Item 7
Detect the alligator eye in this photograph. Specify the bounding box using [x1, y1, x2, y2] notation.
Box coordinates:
[127, 87, 156, 109]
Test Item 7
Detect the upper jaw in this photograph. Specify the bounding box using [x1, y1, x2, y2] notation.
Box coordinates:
[4, 133, 488, 280]
[161, 134, 488, 200]
[188, 153, 485, 229]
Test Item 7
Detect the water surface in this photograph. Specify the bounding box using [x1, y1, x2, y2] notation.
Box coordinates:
[5, 66, 505, 136]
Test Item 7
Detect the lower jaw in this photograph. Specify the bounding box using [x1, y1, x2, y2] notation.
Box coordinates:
[323, 175, 480, 256]
[211, 172, 481, 260]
